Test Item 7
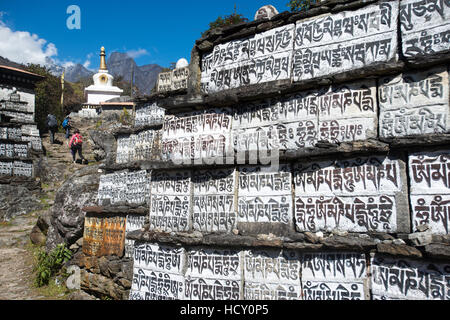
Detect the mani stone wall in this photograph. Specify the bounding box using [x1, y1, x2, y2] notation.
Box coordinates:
[0, 81, 43, 196]
[76, 0, 450, 300]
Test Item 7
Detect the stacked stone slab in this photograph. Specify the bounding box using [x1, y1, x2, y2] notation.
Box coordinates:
[78, 0, 450, 300]
[0, 66, 44, 195]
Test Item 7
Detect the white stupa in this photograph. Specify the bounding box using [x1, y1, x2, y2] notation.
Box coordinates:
[84, 47, 123, 105]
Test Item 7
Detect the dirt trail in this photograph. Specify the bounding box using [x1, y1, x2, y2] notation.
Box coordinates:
[0, 117, 98, 300]
[0, 214, 46, 300]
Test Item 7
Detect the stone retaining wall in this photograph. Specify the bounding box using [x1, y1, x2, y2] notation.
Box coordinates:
[75, 0, 450, 300]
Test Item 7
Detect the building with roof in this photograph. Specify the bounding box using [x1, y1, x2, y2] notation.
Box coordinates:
[0, 64, 44, 191]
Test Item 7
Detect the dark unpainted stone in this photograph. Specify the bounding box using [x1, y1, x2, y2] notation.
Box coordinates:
[369, 232, 395, 241]
[70, 251, 84, 267]
[81, 270, 127, 300]
[30, 225, 47, 246]
[34, 157, 66, 184]
[68, 290, 99, 301]
[424, 244, 450, 260]
[377, 244, 423, 259]
[118, 278, 132, 289]
[108, 260, 122, 277]
[321, 235, 377, 250]
[98, 256, 110, 278]
[432, 235, 450, 244]
[197, 40, 214, 52]
[36, 212, 51, 235]
[237, 222, 295, 238]
[89, 129, 116, 157]
[304, 232, 320, 244]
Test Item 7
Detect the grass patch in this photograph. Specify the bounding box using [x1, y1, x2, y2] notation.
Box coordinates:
[34, 278, 72, 300]
[25, 242, 74, 300]
[41, 183, 50, 189]
[0, 220, 12, 228]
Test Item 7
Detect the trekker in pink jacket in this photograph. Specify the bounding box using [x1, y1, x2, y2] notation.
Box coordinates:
[69, 130, 86, 164]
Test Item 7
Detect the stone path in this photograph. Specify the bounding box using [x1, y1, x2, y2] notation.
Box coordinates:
[0, 214, 46, 300]
[0, 117, 98, 300]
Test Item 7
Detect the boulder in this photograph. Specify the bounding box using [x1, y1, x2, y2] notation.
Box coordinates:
[81, 270, 128, 300]
[46, 165, 101, 251]
[34, 157, 67, 184]
[89, 129, 116, 161]
[0, 185, 43, 221]
[30, 225, 47, 246]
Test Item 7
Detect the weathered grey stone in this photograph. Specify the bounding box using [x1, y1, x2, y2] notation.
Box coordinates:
[393, 239, 406, 245]
[68, 290, 99, 300]
[0, 184, 42, 221]
[75, 238, 83, 247]
[197, 40, 213, 52]
[69, 242, 79, 252]
[29, 225, 46, 246]
[376, 243, 423, 258]
[408, 230, 433, 247]
[417, 224, 430, 233]
[320, 235, 377, 250]
[108, 260, 121, 277]
[34, 157, 66, 184]
[432, 235, 450, 244]
[118, 278, 131, 289]
[46, 165, 101, 251]
[304, 232, 320, 244]
[424, 244, 450, 260]
[98, 256, 110, 278]
[80, 270, 127, 300]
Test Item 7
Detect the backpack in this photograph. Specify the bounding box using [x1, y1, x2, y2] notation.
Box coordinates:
[47, 115, 57, 128]
[62, 118, 69, 129]
[71, 134, 83, 147]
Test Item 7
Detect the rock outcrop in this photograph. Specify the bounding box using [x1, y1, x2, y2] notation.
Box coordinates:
[46, 165, 102, 251]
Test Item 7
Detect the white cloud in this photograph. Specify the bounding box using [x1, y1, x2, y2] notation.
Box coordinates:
[62, 61, 75, 69]
[82, 53, 93, 69]
[0, 21, 59, 66]
[126, 48, 149, 59]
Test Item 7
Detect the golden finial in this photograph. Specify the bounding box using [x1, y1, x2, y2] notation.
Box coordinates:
[100, 46, 107, 70]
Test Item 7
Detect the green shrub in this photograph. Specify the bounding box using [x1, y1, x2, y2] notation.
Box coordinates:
[288, 0, 311, 12]
[34, 244, 72, 287]
[119, 108, 131, 125]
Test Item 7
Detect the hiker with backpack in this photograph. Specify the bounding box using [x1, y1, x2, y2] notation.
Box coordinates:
[69, 129, 86, 164]
[62, 116, 71, 139]
[46, 114, 58, 144]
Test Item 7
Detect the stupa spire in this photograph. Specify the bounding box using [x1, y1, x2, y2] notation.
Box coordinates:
[99, 46, 107, 71]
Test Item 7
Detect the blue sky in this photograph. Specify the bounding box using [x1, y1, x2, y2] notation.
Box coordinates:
[0, 0, 293, 70]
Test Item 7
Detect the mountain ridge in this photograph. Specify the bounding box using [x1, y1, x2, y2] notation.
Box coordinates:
[0, 53, 164, 95]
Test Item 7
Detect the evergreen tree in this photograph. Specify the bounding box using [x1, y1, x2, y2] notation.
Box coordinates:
[201, 5, 248, 37]
[287, 0, 312, 12]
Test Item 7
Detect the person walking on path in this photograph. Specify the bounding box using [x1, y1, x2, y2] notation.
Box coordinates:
[46, 114, 58, 144]
[69, 129, 85, 164]
[62, 115, 71, 139]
